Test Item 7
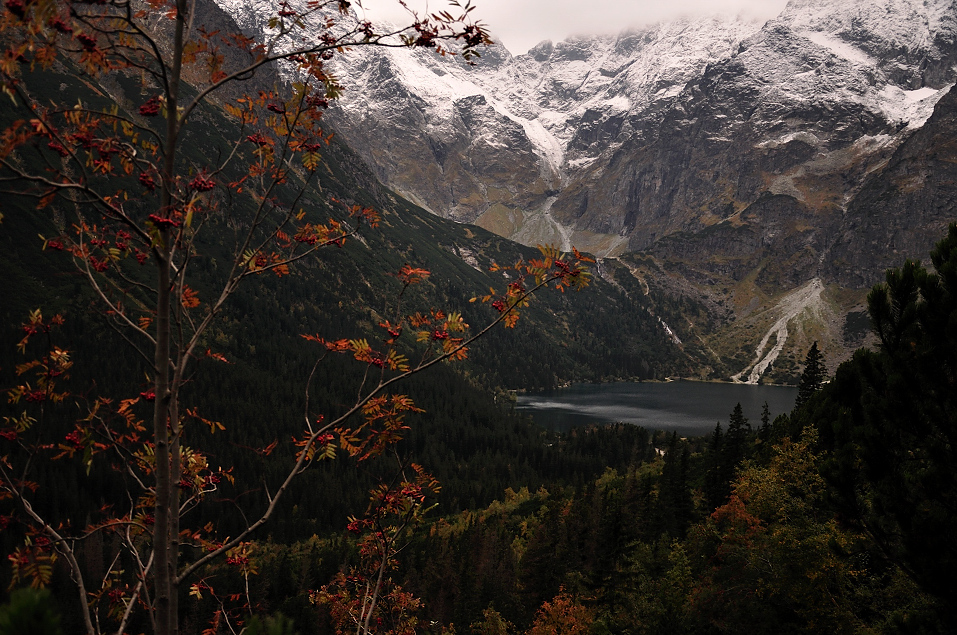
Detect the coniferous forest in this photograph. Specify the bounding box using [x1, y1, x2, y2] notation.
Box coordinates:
[1, 1, 956, 634]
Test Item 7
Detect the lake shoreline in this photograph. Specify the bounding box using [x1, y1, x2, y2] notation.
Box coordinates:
[515, 380, 799, 436]
[512, 376, 799, 394]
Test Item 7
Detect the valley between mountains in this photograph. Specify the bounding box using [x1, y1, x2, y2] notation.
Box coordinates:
[218, 0, 957, 383]
[5, 0, 957, 631]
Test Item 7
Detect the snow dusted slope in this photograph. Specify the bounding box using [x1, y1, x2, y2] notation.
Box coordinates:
[214, 0, 956, 265]
[554, 0, 957, 250]
[759, 0, 955, 131]
[484, 17, 763, 170]
[304, 13, 765, 244]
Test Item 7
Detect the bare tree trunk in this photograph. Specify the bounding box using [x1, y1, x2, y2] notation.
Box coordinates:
[169, 372, 182, 635]
[152, 242, 172, 635]
[154, 2, 187, 632]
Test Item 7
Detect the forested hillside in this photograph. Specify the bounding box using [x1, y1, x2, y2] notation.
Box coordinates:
[1, 0, 955, 633]
[5, 225, 957, 634]
[176, 226, 956, 635]
[0, 32, 687, 540]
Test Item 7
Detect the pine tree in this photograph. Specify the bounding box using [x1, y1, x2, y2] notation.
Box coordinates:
[659, 433, 693, 538]
[704, 405, 751, 511]
[818, 224, 957, 610]
[704, 423, 726, 511]
[795, 342, 827, 408]
[758, 401, 771, 443]
[755, 401, 776, 460]
[722, 403, 750, 487]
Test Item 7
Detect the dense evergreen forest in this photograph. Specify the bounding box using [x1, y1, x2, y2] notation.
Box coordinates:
[4, 225, 956, 634]
[172, 225, 956, 635]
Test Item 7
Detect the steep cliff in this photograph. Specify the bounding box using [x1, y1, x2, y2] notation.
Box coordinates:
[212, 0, 957, 381]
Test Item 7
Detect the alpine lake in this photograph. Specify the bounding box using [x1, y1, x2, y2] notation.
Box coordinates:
[515, 381, 798, 436]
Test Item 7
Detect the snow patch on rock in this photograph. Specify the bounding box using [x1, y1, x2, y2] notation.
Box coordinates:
[802, 31, 877, 66]
[879, 84, 955, 128]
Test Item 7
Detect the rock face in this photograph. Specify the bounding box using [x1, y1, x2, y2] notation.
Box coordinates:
[562, 0, 957, 271]
[824, 83, 957, 288]
[274, 0, 957, 288]
[213, 0, 957, 380]
[320, 13, 766, 252]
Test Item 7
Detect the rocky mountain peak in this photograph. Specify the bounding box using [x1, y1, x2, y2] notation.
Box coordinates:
[210, 0, 957, 381]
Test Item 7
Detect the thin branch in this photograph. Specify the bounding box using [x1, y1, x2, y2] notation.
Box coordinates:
[0, 463, 97, 635]
[176, 274, 559, 584]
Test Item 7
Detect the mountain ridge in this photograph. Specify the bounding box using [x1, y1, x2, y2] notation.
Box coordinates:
[211, 0, 957, 381]
[248, 0, 956, 268]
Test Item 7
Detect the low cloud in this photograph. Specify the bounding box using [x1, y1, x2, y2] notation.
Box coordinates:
[358, 0, 789, 54]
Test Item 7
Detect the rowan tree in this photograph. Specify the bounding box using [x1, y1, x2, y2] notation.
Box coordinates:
[688, 429, 861, 633]
[0, 1, 596, 633]
[525, 587, 592, 635]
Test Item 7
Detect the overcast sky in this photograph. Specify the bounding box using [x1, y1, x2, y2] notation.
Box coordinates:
[357, 0, 791, 54]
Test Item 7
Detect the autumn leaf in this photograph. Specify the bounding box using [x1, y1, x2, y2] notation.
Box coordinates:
[181, 286, 200, 308]
[396, 264, 430, 285]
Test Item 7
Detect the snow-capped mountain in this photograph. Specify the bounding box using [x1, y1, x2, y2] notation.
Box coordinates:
[319, 14, 768, 253]
[214, 0, 953, 274]
[213, 0, 957, 379]
[213, 0, 955, 266]
[555, 0, 956, 251]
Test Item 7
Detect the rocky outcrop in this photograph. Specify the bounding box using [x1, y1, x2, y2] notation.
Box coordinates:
[825, 83, 957, 287]
[213, 0, 957, 282]
[555, 0, 957, 261]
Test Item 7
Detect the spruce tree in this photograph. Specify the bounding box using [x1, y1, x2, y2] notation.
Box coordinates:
[659, 432, 693, 538]
[758, 401, 771, 443]
[795, 342, 827, 408]
[704, 423, 726, 511]
[722, 403, 750, 485]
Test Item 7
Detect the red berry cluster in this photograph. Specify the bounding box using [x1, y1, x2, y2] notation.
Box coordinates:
[64, 430, 83, 450]
[189, 174, 215, 192]
[139, 95, 160, 117]
[47, 141, 68, 157]
[50, 17, 72, 34]
[148, 214, 182, 229]
[138, 172, 155, 191]
[76, 32, 97, 51]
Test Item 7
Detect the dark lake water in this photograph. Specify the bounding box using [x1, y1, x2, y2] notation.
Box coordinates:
[515, 381, 798, 436]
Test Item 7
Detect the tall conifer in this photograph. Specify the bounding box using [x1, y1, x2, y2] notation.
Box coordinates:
[795, 342, 827, 408]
